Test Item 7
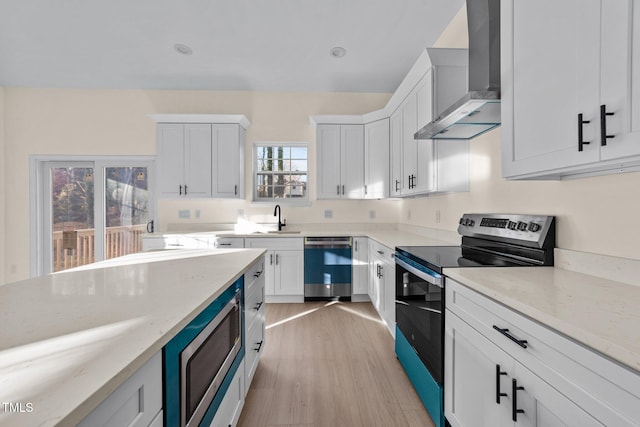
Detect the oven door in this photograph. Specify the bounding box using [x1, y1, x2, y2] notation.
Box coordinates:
[395, 255, 445, 385]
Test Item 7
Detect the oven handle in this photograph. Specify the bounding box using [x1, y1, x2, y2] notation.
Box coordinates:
[395, 300, 442, 315]
[395, 256, 443, 288]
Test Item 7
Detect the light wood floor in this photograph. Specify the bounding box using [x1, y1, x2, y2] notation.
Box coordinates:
[238, 302, 435, 427]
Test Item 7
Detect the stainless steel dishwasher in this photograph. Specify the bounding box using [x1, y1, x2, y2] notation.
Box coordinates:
[303, 237, 352, 300]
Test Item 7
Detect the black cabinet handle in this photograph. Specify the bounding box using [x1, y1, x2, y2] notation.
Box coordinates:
[234, 185, 238, 195]
[270, 254, 273, 265]
[146, 220, 154, 233]
[578, 113, 591, 152]
[395, 179, 400, 192]
[184, 185, 187, 195]
[219, 243, 232, 246]
[600, 104, 615, 146]
[254, 270, 262, 278]
[254, 340, 264, 352]
[512, 379, 525, 422]
[275, 253, 279, 265]
[493, 325, 528, 348]
[179, 185, 182, 195]
[496, 365, 508, 404]
[337, 185, 340, 196]
[364, 184, 368, 195]
[342, 185, 345, 195]
[254, 301, 263, 311]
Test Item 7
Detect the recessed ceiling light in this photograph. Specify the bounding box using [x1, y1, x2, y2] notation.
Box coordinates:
[330, 46, 347, 58]
[174, 43, 193, 56]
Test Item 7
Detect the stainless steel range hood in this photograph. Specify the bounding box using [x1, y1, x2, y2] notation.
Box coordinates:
[415, 0, 500, 140]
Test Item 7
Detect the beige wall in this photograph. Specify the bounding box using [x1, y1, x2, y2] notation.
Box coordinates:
[2, 88, 395, 283]
[401, 130, 640, 260]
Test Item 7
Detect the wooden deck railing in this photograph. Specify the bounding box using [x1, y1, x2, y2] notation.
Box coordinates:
[52, 225, 147, 272]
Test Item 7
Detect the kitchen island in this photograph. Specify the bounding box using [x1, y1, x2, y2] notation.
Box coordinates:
[0, 248, 265, 427]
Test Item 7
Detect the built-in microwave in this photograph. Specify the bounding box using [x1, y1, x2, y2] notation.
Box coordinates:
[164, 280, 244, 427]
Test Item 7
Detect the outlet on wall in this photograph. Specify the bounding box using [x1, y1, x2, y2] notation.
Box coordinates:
[178, 209, 190, 219]
[407, 209, 412, 220]
[369, 210, 376, 219]
[435, 210, 441, 223]
[324, 209, 333, 219]
[195, 209, 201, 219]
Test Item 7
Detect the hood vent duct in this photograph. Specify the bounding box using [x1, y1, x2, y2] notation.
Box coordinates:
[415, 0, 501, 140]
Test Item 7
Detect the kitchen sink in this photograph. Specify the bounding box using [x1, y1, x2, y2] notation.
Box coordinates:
[255, 230, 301, 235]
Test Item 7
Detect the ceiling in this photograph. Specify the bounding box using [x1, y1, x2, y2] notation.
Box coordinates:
[0, 0, 464, 93]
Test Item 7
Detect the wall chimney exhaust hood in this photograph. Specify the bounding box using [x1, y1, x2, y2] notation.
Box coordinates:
[415, 0, 500, 140]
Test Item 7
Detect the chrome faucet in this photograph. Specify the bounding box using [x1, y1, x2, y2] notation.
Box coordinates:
[274, 204, 286, 231]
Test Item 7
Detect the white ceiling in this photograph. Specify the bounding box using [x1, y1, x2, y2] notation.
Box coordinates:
[0, 0, 464, 93]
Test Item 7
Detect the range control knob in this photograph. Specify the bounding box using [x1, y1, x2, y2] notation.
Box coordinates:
[459, 217, 465, 225]
[528, 222, 541, 232]
[507, 221, 518, 230]
[517, 221, 528, 231]
[467, 219, 475, 227]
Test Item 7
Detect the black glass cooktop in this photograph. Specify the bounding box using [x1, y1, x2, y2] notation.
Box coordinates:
[395, 245, 530, 274]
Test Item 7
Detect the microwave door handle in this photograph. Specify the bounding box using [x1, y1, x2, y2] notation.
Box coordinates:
[395, 257, 443, 288]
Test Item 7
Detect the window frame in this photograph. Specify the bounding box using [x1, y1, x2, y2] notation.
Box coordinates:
[252, 141, 310, 205]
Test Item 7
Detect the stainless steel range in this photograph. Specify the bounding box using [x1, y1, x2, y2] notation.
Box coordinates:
[394, 213, 556, 427]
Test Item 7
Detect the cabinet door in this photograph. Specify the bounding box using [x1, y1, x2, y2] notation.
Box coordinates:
[381, 254, 395, 333]
[364, 119, 390, 199]
[502, 0, 601, 178]
[445, 311, 513, 427]
[264, 250, 276, 296]
[600, 0, 640, 161]
[390, 110, 403, 197]
[414, 73, 435, 194]
[513, 363, 602, 427]
[156, 123, 185, 197]
[401, 92, 418, 194]
[274, 250, 304, 296]
[341, 124, 365, 199]
[316, 124, 342, 199]
[352, 237, 369, 295]
[212, 124, 242, 198]
[368, 254, 381, 311]
[183, 124, 212, 198]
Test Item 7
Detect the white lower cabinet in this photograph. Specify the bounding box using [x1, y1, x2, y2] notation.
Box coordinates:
[245, 238, 304, 303]
[244, 257, 266, 388]
[210, 359, 245, 427]
[78, 351, 162, 427]
[445, 278, 640, 427]
[367, 239, 395, 337]
[351, 237, 369, 301]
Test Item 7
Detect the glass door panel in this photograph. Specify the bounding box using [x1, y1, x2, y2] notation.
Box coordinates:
[104, 167, 150, 260]
[50, 166, 95, 272]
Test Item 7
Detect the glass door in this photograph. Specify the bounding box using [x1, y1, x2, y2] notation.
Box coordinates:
[104, 166, 150, 261]
[49, 164, 95, 272]
[39, 159, 154, 274]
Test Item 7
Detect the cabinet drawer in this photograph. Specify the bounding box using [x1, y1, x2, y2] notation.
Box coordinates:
[368, 239, 393, 262]
[245, 310, 265, 387]
[245, 273, 265, 329]
[215, 237, 244, 248]
[244, 258, 265, 289]
[446, 278, 640, 426]
[245, 237, 303, 251]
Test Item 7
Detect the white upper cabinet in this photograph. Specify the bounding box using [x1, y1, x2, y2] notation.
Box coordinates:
[502, 0, 640, 179]
[157, 123, 212, 198]
[390, 110, 403, 197]
[212, 124, 245, 198]
[364, 118, 390, 199]
[316, 124, 365, 199]
[152, 115, 250, 199]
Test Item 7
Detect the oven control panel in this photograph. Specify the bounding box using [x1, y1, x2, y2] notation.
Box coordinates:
[458, 213, 555, 248]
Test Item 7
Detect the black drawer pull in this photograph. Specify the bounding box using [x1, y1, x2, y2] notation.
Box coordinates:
[496, 364, 508, 404]
[254, 340, 264, 352]
[253, 270, 262, 278]
[493, 325, 528, 348]
[254, 301, 263, 311]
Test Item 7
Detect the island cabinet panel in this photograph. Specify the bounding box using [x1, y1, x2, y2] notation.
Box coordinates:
[445, 278, 640, 427]
[77, 351, 162, 427]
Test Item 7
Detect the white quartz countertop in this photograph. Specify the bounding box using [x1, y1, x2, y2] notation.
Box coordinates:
[0, 248, 266, 427]
[444, 267, 640, 373]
